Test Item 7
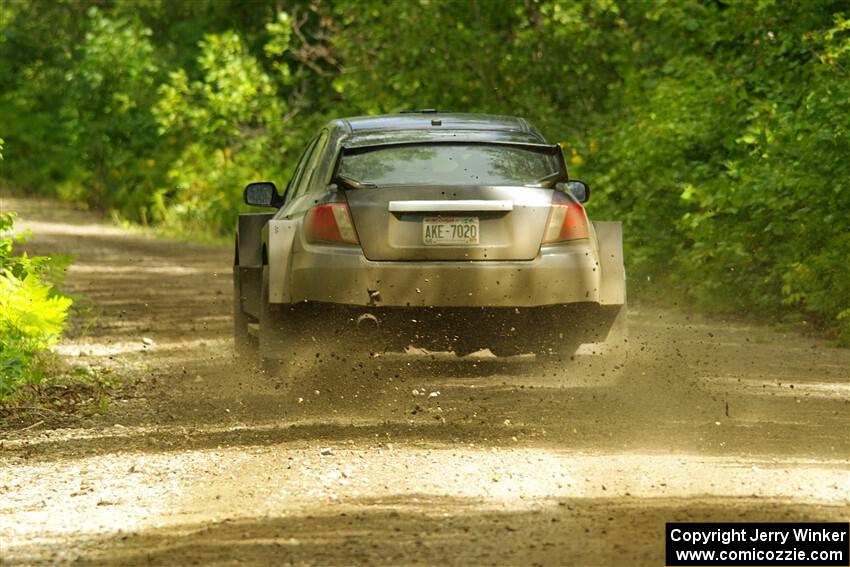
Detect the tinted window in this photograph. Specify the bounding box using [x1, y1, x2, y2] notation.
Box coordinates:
[295, 129, 329, 198]
[338, 144, 559, 186]
[283, 135, 320, 201]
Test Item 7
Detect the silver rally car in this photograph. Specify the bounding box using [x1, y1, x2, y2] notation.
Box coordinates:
[233, 111, 627, 376]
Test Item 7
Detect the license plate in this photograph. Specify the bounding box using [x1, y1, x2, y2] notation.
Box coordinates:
[423, 216, 479, 245]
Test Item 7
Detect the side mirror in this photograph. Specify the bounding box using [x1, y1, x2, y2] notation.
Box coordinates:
[243, 181, 283, 208]
[558, 180, 590, 203]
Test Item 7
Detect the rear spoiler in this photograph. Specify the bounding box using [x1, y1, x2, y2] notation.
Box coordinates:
[335, 140, 568, 184]
[340, 140, 563, 155]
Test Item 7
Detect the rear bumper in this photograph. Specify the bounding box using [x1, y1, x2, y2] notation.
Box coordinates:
[284, 241, 604, 307]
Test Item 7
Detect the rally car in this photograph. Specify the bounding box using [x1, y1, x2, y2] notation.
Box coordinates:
[233, 111, 627, 377]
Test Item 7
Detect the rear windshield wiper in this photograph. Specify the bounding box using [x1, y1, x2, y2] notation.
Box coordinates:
[336, 174, 377, 190]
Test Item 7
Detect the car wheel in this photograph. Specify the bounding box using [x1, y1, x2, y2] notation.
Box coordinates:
[583, 302, 629, 379]
[560, 303, 629, 386]
[258, 266, 291, 378]
[233, 268, 256, 358]
[533, 341, 581, 379]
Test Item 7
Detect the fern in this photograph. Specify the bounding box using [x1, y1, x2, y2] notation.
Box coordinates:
[0, 213, 73, 398]
[0, 272, 72, 344]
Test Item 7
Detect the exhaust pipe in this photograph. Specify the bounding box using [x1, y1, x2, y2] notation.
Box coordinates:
[356, 313, 379, 331]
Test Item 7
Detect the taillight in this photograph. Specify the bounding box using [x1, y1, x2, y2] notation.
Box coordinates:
[304, 202, 359, 244]
[542, 199, 589, 243]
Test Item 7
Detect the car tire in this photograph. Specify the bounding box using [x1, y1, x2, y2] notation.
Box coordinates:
[525, 304, 630, 386]
[588, 302, 629, 379]
[561, 303, 629, 386]
[258, 266, 291, 378]
[233, 268, 257, 359]
[534, 342, 581, 380]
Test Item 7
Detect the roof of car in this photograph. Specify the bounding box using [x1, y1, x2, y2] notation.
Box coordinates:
[341, 112, 532, 133]
[332, 112, 545, 145]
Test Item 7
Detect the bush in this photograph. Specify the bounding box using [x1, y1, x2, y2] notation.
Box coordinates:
[0, 212, 73, 398]
[0, 0, 847, 343]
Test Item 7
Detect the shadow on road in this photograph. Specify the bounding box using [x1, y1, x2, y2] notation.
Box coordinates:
[64, 495, 846, 567]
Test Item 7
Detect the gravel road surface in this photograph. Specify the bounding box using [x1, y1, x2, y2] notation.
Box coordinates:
[1, 198, 847, 566]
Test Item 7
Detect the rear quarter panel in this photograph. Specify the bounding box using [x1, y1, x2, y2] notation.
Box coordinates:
[267, 219, 300, 303]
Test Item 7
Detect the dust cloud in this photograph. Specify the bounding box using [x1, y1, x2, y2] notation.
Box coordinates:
[1, 198, 847, 565]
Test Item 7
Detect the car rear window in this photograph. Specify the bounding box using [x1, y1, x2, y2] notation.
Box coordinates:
[338, 144, 559, 186]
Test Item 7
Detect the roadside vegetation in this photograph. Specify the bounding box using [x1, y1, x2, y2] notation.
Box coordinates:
[0, 211, 72, 398]
[0, 0, 847, 343]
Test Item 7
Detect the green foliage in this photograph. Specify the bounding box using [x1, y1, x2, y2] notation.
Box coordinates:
[582, 1, 850, 343]
[152, 26, 292, 236]
[0, 212, 73, 398]
[156, 31, 283, 145]
[0, 0, 847, 342]
[66, 8, 161, 211]
[0, 4, 163, 220]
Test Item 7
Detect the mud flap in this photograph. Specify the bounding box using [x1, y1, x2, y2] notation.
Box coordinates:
[575, 222, 627, 360]
[235, 213, 274, 319]
[236, 213, 274, 267]
[593, 221, 626, 306]
[268, 219, 299, 303]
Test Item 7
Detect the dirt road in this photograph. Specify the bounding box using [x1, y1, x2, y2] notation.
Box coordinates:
[1, 198, 848, 566]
